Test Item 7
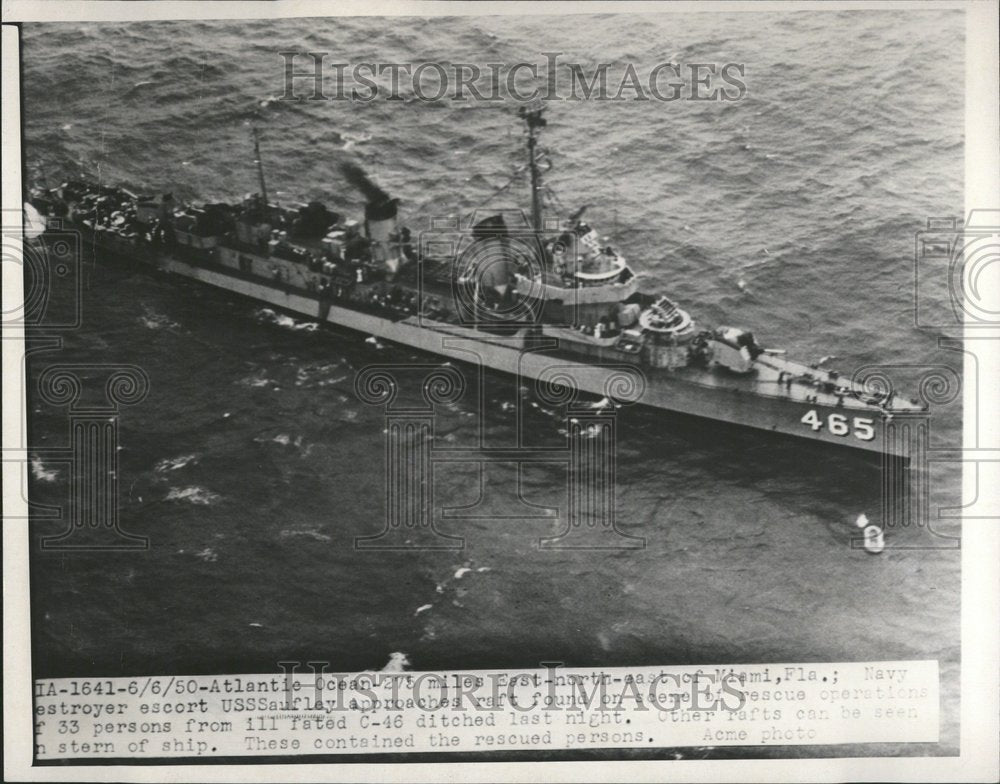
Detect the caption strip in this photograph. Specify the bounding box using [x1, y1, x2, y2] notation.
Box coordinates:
[34, 661, 938, 759]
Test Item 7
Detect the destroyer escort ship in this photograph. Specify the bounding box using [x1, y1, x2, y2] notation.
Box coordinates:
[27, 105, 924, 455]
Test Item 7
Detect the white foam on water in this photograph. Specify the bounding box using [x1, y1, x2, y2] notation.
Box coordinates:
[137, 305, 180, 330]
[31, 456, 58, 482]
[256, 307, 319, 332]
[166, 486, 220, 505]
[341, 131, 372, 150]
[279, 528, 331, 542]
[296, 363, 347, 388]
[240, 375, 272, 388]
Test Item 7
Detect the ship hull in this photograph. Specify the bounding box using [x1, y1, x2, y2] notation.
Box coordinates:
[55, 223, 903, 457]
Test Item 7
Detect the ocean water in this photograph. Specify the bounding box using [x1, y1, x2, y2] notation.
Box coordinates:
[22, 10, 964, 759]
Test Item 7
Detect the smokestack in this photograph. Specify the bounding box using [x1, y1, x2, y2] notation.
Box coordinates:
[341, 163, 401, 275]
[468, 214, 515, 299]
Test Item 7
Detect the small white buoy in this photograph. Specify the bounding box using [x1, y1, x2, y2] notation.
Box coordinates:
[855, 513, 869, 529]
[863, 524, 885, 554]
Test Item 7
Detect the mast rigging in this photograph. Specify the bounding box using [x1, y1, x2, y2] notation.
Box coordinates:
[518, 101, 548, 231]
[251, 125, 270, 209]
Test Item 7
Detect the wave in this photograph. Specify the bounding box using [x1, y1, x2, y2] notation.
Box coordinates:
[295, 362, 348, 388]
[155, 453, 199, 472]
[253, 433, 305, 449]
[340, 131, 372, 150]
[280, 528, 331, 542]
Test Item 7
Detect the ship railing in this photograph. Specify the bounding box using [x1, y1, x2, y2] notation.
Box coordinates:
[541, 324, 622, 347]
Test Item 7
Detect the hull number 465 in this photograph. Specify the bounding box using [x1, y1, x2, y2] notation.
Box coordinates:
[800, 410, 876, 440]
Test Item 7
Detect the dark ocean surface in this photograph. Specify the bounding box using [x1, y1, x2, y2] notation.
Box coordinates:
[22, 10, 964, 759]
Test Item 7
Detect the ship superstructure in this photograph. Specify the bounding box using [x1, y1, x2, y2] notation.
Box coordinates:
[27, 105, 926, 455]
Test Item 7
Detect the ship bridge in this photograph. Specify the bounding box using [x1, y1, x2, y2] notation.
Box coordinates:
[515, 222, 639, 309]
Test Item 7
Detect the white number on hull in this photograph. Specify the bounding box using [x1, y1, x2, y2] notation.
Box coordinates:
[853, 418, 875, 441]
[801, 410, 823, 431]
[800, 410, 876, 441]
[828, 413, 849, 436]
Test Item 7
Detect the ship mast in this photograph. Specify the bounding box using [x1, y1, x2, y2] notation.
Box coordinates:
[251, 125, 270, 209]
[518, 101, 547, 231]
